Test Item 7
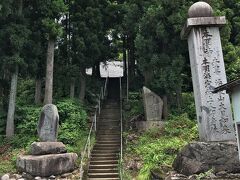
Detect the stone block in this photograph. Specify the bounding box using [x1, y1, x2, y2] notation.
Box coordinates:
[16, 153, 78, 177]
[142, 87, 163, 121]
[173, 142, 240, 175]
[30, 142, 67, 155]
[136, 121, 164, 131]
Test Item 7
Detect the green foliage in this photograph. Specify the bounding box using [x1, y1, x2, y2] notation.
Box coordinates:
[196, 169, 214, 180]
[124, 91, 144, 119]
[16, 78, 35, 106]
[57, 99, 88, 145]
[125, 113, 198, 179]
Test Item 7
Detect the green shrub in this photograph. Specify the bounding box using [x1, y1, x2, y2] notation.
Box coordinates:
[124, 91, 144, 119]
[57, 99, 88, 145]
[125, 113, 198, 179]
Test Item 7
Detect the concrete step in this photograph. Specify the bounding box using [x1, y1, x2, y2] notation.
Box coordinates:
[89, 164, 118, 169]
[88, 178, 119, 180]
[97, 136, 120, 141]
[92, 149, 120, 154]
[90, 160, 118, 165]
[97, 131, 120, 135]
[97, 125, 121, 131]
[93, 146, 120, 151]
[97, 117, 121, 124]
[94, 143, 120, 147]
[91, 153, 119, 157]
[90, 156, 118, 161]
[96, 140, 121, 144]
[88, 169, 118, 174]
[88, 172, 119, 178]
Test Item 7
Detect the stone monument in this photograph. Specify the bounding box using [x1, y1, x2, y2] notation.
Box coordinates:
[173, 2, 239, 176]
[137, 87, 164, 131]
[16, 104, 78, 177]
[181, 2, 235, 142]
[38, 104, 59, 142]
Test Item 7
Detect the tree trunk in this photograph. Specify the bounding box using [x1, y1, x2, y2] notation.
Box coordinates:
[176, 86, 182, 110]
[93, 61, 101, 78]
[6, 66, 18, 138]
[128, 36, 135, 85]
[35, 79, 42, 104]
[70, 78, 75, 99]
[44, 38, 55, 105]
[163, 95, 168, 120]
[79, 71, 86, 102]
[143, 68, 153, 87]
[123, 36, 127, 78]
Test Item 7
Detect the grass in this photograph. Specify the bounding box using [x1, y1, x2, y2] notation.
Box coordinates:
[123, 113, 199, 179]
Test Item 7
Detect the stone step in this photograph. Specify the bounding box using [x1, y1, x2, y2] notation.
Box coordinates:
[101, 109, 120, 113]
[98, 119, 120, 122]
[92, 149, 120, 154]
[90, 160, 118, 165]
[97, 136, 120, 141]
[91, 153, 119, 157]
[98, 121, 120, 124]
[100, 115, 120, 119]
[88, 178, 119, 180]
[95, 143, 120, 147]
[96, 140, 121, 144]
[93, 146, 120, 151]
[89, 164, 118, 169]
[90, 156, 118, 161]
[97, 128, 120, 131]
[97, 131, 120, 135]
[88, 172, 119, 178]
[88, 169, 118, 174]
[97, 124, 121, 131]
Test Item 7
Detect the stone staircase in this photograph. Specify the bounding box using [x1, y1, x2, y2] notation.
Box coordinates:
[88, 100, 121, 180]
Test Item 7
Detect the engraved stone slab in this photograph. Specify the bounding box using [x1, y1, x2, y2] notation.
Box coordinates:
[143, 87, 163, 121]
[37, 104, 59, 142]
[188, 26, 235, 141]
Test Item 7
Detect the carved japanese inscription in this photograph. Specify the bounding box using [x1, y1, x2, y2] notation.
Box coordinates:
[188, 27, 235, 141]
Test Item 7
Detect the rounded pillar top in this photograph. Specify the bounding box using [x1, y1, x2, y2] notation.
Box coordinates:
[188, 1, 213, 18]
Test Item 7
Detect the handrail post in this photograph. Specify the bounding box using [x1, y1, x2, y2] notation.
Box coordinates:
[94, 113, 97, 131]
[119, 77, 123, 180]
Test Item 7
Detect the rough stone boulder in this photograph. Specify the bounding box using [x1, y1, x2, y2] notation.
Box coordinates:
[31, 142, 67, 155]
[173, 141, 240, 175]
[16, 153, 78, 177]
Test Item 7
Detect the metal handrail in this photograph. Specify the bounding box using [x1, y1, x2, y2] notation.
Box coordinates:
[119, 77, 123, 180]
[79, 78, 108, 180]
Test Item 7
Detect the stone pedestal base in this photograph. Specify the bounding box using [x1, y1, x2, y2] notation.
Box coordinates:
[135, 121, 164, 131]
[16, 153, 78, 177]
[173, 141, 240, 176]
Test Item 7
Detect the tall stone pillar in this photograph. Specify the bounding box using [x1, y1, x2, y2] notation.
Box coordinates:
[181, 2, 235, 142]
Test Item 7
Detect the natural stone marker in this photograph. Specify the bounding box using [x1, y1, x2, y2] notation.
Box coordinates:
[181, 2, 235, 142]
[143, 86, 163, 121]
[38, 104, 59, 142]
[16, 104, 78, 177]
[173, 142, 240, 175]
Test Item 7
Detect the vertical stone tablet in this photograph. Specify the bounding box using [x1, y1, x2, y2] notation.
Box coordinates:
[37, 104, 59, 142]
[181, 2, 235, 141]
[143, 86, 163, 121]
